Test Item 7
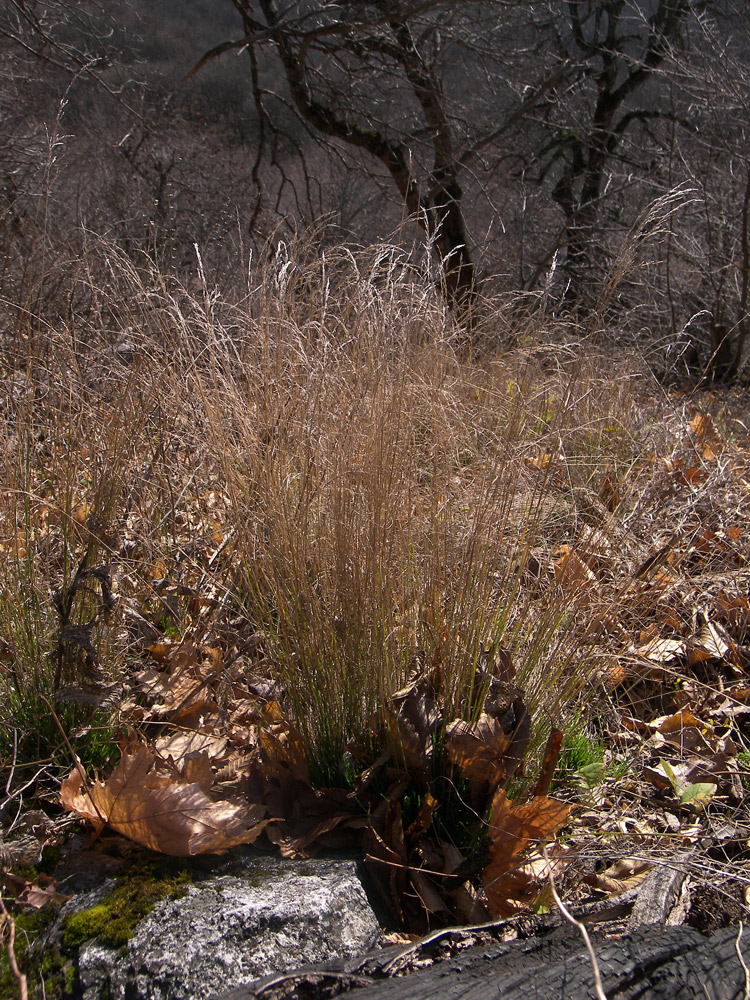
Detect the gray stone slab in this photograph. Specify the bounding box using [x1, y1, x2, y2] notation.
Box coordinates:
[70, 855, 381, 1000]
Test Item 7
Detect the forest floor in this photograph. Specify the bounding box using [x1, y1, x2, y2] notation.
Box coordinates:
[2, 247, 750, 993]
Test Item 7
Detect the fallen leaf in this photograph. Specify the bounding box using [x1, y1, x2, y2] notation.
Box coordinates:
[599, 473, 620, 512]
[694, 621, 731, 661]
[576, 762, 606, 789]
[445, 714, 512, 804]
[653, 709, 714, 754]
[526, 452, 553, 470]
[553, 545, 599, 600]
[410, 869, 452, 917]
[636, 636, 685, 664]
[1, 872, 69, 909]
[583, 863, 652, 896]
[404, 793, 438, 841]
[482, 789, 570, 917]
[655, 757, 717, 810]
[679, 781, 716, 810]
[532, 728, 564, 798]
[363, 803, 407, 925]
[60, 748, 271, 855]
[385, 665, 442, 779]
[155, 731, 228, 766]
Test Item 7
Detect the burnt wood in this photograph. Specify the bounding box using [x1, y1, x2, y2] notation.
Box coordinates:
[217, 923, 750, 1000]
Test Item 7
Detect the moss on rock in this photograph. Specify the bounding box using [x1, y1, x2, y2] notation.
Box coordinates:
[61, 855, 191, 952]
[0, 852, 192, 998]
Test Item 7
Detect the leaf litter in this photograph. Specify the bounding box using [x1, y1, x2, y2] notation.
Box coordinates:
[53, 640, 570, 931]
[6, 390, 750, 942]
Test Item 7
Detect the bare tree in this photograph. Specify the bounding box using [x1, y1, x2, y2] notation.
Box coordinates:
[522, 1, 694, 305]
[655, 0, 750, 381]
[7, 0, 750, 379]
[0, 0, 116, 74]
[188, 0, 571, 312]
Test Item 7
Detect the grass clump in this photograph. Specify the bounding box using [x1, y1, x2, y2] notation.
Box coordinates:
[0, 237, 643, 792]
[188, 245, 636, 781]
[3, 231, 750, 933]
[8, 234, 742, 833]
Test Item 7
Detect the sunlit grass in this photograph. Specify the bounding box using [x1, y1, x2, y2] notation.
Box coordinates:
[0, 236, 660, 784]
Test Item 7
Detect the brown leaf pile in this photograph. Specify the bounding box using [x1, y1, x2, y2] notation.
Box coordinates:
[59, 639, 570, 930]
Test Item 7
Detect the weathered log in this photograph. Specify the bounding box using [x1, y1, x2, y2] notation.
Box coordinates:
[217, 923, 750, 1000]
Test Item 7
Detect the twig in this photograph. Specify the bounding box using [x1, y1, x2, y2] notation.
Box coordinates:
[543, 844, 608, 1000]
[41, 696, 107, 827]
[0, 898, 28, 1000]
[3, 729, 18, 802]
[735, 922, 750, 1000]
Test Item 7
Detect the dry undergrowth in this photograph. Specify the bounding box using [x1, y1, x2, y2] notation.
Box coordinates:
[2, 238, 750, 939]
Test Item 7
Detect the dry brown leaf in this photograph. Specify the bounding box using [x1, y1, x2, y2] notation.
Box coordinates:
[716, 591, 750, 633]
[381, 932, 419, 946]
[553, 546, 599, 604]
[60, 747, 270, 855]
[532, 728, 564, 798]
[695, 621, 731, 661]
[636, 636, 685, 664]
[482, 789, 570, 918]
[553, 545, 593, 583]
[257, 704, 310, 784]
[642, 764, 673, 790]
[599, 473, 620, 512]
[60, 769, 106, 833]
[583, 862, 652, 897]
[1, 872, 69, 909]
[363, 805, 407, 924]
[146, 640, 173, 664]
[273, 812, 370, 858]
[686, 645, 714, 668]
[154, 731, 228, 766]
[603, 662, 628, 689]
[404, 793, 438, 841]
[445, 714, 512, 801]
[449, 883, 490, 924]
[385, 665, 442, 778]
[526, 452, 554, 470]
[410, 869, 451, 917]
[686, 411, 725, 460]
[484, 869, 538, 916]
[171, 702, 224, 730]
[689, 413, 708, 437]
[663, 456, 706, 486]
[134, 668, 206, 716]
[512, 843, 571, 900]
[652, 709, 715, 753]
[179, 753, 215, 793]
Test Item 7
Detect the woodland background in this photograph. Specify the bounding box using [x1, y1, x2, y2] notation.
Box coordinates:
[3, 0, 750, 376]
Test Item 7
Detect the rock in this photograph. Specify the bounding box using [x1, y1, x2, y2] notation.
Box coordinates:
[63, 854, 381, 1000]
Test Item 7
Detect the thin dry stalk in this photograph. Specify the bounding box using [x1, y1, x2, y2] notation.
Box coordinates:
[0, 898, 28, 1000]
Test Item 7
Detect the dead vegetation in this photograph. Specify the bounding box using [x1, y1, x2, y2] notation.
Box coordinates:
[2, 237, 750, 990]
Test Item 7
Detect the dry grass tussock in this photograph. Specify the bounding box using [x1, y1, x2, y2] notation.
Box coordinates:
[0, 242, 616, 773]
[1, 236, 749, 800]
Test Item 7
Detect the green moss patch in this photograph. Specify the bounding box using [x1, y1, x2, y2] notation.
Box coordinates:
[0, 854, 192, 998]
[62, 855, 192, 951]
[0, 907, 60, 998]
